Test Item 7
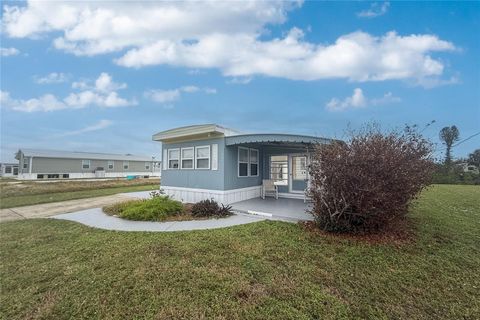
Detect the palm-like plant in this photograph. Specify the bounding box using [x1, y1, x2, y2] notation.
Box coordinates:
[439, 126, 460, 167]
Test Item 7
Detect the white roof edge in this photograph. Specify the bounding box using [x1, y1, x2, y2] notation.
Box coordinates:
[152, 124, 240, 141]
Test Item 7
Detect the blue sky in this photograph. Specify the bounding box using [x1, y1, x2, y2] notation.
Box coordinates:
[1, 1, 479, 163]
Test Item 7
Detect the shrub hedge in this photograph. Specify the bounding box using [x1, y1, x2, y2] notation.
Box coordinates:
[309, 125, 434, 233]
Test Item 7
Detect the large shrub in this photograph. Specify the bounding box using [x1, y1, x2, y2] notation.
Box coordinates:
[103, 196, 183, 221]
[191, 199, 233, 218]
[309, 125, 434, 233]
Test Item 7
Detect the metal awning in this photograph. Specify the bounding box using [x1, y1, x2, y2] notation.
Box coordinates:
[225, 134, 333, 146]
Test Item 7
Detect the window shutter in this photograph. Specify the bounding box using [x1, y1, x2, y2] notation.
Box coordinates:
[211, 144, 218, 170]
[163, 149, 168, 170]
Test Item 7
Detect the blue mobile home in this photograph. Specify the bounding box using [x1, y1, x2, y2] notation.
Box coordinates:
[153, 124, 334, 204]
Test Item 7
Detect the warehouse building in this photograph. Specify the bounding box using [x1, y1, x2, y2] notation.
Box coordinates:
[15, 149, 160, 180]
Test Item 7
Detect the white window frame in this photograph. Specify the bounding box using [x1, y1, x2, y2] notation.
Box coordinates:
[108, 160, 114, 170]
[168, 148, 180, 170]
[82, 160, 91, 169]
[180, 147, 194, 170]
[195, 145, 211, 170]
[238, 147, 260, 177]
[23, 158, 28, 169]
[249, 148, 259, 177]
[123, 161, 129, 170]
[238, 146, 250, 177]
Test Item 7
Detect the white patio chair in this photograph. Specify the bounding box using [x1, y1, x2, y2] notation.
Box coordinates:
[304, 178, 312, 203]
[262, 179, 278, 199]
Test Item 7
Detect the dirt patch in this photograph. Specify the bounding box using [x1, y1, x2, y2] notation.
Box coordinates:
[0, 178, 159, 197]
[301, 217, 416, 246]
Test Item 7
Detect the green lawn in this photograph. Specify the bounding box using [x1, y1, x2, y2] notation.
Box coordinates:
[1, 185, 479, 319]
[0, 180, 159, 209]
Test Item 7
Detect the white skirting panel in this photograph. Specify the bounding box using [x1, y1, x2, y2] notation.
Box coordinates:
[162, 185, 262, 204]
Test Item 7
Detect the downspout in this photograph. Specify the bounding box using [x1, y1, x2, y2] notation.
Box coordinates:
[29, 157, 33, 174]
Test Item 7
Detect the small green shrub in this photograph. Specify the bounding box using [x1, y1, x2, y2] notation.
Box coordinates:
[104, 196, 183, 221]
[191, 199, 233, 218]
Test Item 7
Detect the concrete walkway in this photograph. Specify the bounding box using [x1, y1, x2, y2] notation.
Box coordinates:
[0, 192, 150, 223]
[53, 208, 265, 232]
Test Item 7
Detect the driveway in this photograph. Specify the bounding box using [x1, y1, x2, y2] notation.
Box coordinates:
[0, 193, 146, 223]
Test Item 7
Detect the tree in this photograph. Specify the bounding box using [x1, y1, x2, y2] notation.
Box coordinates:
[468, 149, 480, 167]
[439, 126, 459, 167]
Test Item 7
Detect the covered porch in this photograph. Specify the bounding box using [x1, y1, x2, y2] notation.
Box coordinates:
[225, 133, 329, 200]
[231, 197, 313, 222]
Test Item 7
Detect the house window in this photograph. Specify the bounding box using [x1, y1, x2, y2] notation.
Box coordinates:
[123, 161, 129, 170]
[5, 166, 12, 174]
[238, 147, 249, 177]
[82, 160, 91, 169]
[145, 162, 150, 170]
[168, 149, 180, 169]
[108, 161, 114, 170]
[238, 147, 260, 177]
[250, 149, 259, 177]
[181, 147, 194, 169]
[23, 158, 28, 169]
[63, 174, 69, 179]
[195, 146, 210, 169]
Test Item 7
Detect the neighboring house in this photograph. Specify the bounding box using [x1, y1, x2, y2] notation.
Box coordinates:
[15, 149, 161, 180]
[457, 162, 479, 174]
[153, 124, 335, 204]
[0, 163, 19, 178]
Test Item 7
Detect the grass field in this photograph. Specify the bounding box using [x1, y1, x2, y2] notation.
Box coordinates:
[1, 184, 479, 319]
[0, 179, 159, 208]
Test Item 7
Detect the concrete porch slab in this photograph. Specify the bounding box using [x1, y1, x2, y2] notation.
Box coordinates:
[231, 197, 313, 222]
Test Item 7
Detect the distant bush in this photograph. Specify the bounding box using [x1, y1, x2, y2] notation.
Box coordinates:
[191, 199, 233, 218]
[309, 125, 434, 233]
[431, 165, 480, 185]
[103, 196, 183, 221]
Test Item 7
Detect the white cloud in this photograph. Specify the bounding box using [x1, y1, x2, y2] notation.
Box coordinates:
[326, 88, 401, 111]
[227, 77, 252, 85]
[357, 2, 390, 18]
[204, 88, 217, 94]
[56, 119, 113, 137]
[34, 72, 69, 84]
[1, 90, 66, 112]
[2, 73, 136, 112]
[115, 29, 455, 84]
[2, 1, 456, 85]
[95, 72, 127, 92]
[144, 85, 216, 105]
[0, 47, 20, 56]
[144, 89, 181, 104]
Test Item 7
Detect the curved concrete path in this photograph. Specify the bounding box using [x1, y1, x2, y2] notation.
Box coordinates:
[53, 208, 265, 232]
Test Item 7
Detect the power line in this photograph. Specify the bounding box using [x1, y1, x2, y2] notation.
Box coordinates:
[436, 131, 480, 152]
[452, 131, 480, 147]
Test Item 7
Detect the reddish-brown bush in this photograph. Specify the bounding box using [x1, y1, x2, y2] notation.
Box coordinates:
[308, 125, 434, 233]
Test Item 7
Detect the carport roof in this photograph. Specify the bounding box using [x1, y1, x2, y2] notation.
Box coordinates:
[225, 133, 334, 146]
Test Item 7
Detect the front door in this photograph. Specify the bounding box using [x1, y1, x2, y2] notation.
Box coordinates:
[289, 155, 307, 193]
